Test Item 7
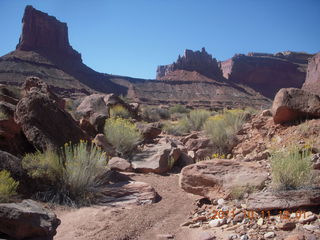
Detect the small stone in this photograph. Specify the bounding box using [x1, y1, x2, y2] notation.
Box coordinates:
[233, 213, 245, 223]
[241, 204, 247, 209]
[277, 222, 296, 231]
[197, 232, 216, 240]
[228, 234, 239, 240]
[217, 198, 225, 205]
[240, 234, 249, 240]
[264, 232, 276, 238]
[190, 222, 201, 228]
[156, 234, 174, 239]
[257, 218, 264, 226]
[303, 224, 318, 232]
[209, 219, 225, 228]
[299, 215, 317, 224]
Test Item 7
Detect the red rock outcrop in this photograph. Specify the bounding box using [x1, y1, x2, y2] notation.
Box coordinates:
[16, 5, 81, 63]
[302, 52, 320, 96]
[156, 48, 223, 80]
[220, 51, 313, 98]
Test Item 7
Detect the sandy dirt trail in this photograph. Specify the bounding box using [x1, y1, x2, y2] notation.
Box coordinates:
[55, 173, 227, 240]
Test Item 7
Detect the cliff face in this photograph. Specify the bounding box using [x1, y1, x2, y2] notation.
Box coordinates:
[0, 5, 126, 97]
[220, 51, 313, 99]
[156, 48, 223, 80]
[302, 53, 320, 96]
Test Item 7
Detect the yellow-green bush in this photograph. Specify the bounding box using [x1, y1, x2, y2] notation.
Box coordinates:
[0, 170, 19, 203]
[169, 104, 189, 114]
[22, 141, 107, 206]
[0, 111, 8, 120]
[204, 109, 247, 154]
[104, 118, 142, 155]
[109, 104, 131, 119]
[188, 109, 211, 131]
[141, 106, 170, 122]
[163, 117, 191, 136]
[271, 146, 312, 190]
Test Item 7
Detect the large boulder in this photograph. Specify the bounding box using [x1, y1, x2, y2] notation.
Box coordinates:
[272, 88, 320, 124]
[108, 157, 132, 172]
[303, 52, 320, 96]
[131, 138, 182, 174]
[76, 93, 137, 132]
[179, 159, 268, 199]
[15, 79, 87, 151]
[0, 150, 24, 180]
[0, 199, 60, 240]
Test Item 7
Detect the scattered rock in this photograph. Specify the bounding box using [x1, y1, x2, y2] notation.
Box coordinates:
[0, 199, 60, 240]
[209, 219, 225, 227]
[175, 152, 195, 167]
[179, 159, 268, 199]
[136, 122, 162, 143]
[272, 88, 320, 124]
[156, 234, 174, 239]
[131, 138, 182, 174]
[246, 189, 320, 211]
[197, 231, 216, 240]
[108, 157, 132, 172]
[264, 232, 276, 238]
[277, 222, 296, 231]
[284, 234, 305, 240]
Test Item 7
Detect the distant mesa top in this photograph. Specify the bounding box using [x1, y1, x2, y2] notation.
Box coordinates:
[16, 5, 82, 62]
[156, 47, 223, 81]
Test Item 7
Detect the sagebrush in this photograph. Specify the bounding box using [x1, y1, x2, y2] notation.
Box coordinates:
[22, 141, 107, 206]
[104, 117, 142, 155]
[109, 104, 131, 119]
[271, 146, 312, 190]
[204, 109, 247, 154]
[0, 170, 19, 203]
[141, 106, 170, 122]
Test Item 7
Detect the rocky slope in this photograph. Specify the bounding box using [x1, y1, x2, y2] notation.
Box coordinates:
[220, 51, 313, 98]
[302, 52, 320, 96]
[0, 5, 126, 98]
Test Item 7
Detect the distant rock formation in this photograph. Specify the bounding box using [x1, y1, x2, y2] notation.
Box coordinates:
[0, 5, 126, 97]
[220, 51, 313, 98]
[16, 5, 81, 63]
[156, 48, 223, 80]
[302, 52, 320, 96]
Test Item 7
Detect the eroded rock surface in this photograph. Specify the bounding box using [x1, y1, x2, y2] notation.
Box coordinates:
[303, 52, 320, 96]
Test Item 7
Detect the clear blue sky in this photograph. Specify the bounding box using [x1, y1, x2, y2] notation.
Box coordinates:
[1, 0, 320, 79]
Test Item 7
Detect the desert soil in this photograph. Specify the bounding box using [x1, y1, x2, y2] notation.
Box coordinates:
[54, 173, 226, 240]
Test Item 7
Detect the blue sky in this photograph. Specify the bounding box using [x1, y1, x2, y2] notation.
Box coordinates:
[0, 0, 319, 79]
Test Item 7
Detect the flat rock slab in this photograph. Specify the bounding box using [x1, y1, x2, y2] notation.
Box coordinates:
[246, 189, 320, 211]
[95, 181, 158, 207]
[179, 159, 268, 199]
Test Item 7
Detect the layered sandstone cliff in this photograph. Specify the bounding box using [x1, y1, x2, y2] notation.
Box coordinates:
[220, 51, 313, 98]
[302, 53, 320, 96]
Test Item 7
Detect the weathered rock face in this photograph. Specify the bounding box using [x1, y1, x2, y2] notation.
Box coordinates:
[272, 88, 320, 124]
[136, 122, 162, 143]
[220, 51, 313, 98]
[16, 5, 81, 62]
[157, 48, 223, 80]
[303, 52, 320, 96]
[0, 199, 60, 240]
[179, 159, 268, 199]
[15, 78, 87, 151]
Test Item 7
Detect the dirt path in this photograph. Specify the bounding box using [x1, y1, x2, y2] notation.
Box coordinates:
[55, 173, 222, 240]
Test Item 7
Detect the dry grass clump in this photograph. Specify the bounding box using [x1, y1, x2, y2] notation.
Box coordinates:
[0, 170, 19, 203]
[104, 117, 142, 156]
[141, 106, 170, 122]
[271, 146, 312, 190]
[204, 109, 248, 154]
[22, 141, 107, 206]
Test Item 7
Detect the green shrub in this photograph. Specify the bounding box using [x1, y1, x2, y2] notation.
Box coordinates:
[141, 106, 170, 122]
[163, 117, 191, 136]
[22, 141, 107, 206]
[0, 170, 19, 203]
[169, 104, 189, 114]
[230, 184, 257, 200]
[188, 109, 211, 131]
[204, 109, 247, 154]
[104, 118, 142, 155]
[271, 146, 312, 190]
[0, 111, 8, 120]
[109, 104, 131, 119]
